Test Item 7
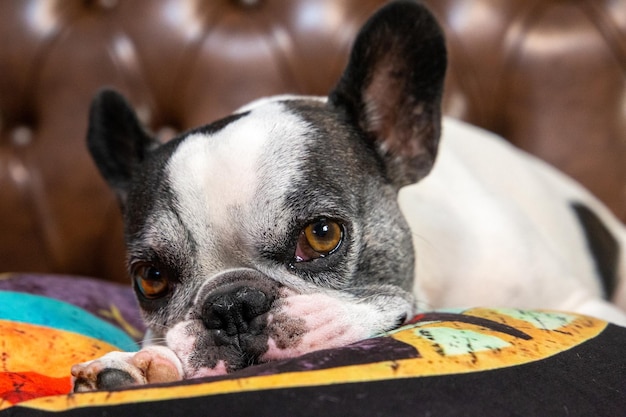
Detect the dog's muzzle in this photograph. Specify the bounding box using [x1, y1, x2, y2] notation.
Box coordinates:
[169, 270, 283, 374]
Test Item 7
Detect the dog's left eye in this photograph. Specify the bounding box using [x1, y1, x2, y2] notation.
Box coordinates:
[295, 218, 344, 262]
[131, 262, 170, 299]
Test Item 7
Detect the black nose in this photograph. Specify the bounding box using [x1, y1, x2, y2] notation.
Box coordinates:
[202, 284, 275, 341]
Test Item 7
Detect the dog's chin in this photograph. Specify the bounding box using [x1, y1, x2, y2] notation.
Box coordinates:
[164, 288, 414, 378]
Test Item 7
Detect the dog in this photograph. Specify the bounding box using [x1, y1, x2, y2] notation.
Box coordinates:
[71, 1, 626, 392]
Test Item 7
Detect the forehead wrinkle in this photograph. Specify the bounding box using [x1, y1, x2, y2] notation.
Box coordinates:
[131, 210, 193, 262]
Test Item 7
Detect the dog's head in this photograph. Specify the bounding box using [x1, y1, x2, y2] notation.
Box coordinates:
[87, 1, 446, 377]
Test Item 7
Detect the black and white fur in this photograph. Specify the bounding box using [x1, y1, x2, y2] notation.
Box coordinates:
[72, 1, 626, 391]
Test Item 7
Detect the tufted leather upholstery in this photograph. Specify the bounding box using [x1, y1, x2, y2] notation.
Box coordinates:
[1, 0, 625, 283]
[426, 0, 626, 219]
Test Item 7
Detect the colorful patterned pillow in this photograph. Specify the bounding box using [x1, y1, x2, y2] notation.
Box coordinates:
[0, 274, 141, 409]
[0, 273, 624, 416]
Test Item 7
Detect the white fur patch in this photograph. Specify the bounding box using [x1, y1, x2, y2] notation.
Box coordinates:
[401, 117, 626, 321]
[167, 123, 264, 229]
[166, 101, 311, 269]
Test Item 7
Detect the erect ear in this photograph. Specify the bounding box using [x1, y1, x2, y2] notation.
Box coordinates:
[86, 89, 160, 206]
[329, 1, 447, 188]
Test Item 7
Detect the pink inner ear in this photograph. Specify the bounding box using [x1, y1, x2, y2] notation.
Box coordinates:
[361, 56, 439, 186]
[362, 60, 402, 143]
[362, 58, 428, 162]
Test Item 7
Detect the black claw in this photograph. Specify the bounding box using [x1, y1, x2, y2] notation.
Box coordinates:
[73, 377, 94, 393]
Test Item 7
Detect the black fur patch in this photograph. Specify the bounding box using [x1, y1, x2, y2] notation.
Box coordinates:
[571, 202, 619, 298]
[184, 111, 250, 137]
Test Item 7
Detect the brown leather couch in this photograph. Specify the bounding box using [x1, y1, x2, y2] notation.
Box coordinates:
[1, 0, 625, 284]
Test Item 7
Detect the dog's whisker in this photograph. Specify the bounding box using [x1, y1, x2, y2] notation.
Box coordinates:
[410, 232, 443, 258]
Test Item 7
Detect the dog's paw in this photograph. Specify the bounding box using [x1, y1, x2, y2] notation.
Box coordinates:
[71, 345, 184, 392]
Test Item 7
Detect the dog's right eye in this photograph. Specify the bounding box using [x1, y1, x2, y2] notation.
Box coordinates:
[131, 262, 170, 299]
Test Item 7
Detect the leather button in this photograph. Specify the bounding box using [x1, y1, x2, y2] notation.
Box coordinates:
[11, 126, 33, 147]
[156, 126, 178, 142]
[97, 0, 117, 10]
[237, 0, 260, 7]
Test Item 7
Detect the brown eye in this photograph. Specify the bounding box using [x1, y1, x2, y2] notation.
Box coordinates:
[131, 262, 170, 299]
[295, 218, 343, 262]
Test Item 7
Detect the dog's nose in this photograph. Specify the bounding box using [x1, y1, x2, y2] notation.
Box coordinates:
[201, 284, 275, 339]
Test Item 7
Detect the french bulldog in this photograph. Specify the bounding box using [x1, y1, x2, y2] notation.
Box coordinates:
[72, 1, 626, 392]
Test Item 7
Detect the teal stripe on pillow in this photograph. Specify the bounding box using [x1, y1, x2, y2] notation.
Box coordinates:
[0, 291, 138, 350]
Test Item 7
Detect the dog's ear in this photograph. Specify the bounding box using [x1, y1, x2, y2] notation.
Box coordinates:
[329, 1, 446, 188]
[87, 89, 160, 206]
